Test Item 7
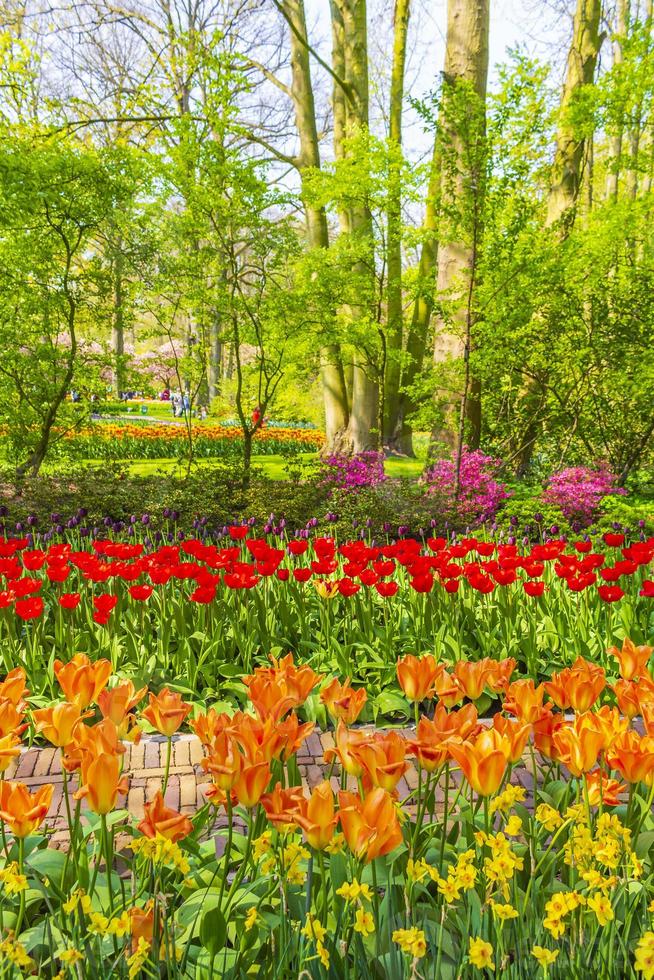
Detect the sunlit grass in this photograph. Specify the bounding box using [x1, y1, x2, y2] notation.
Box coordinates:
[80, 453, 426, 481]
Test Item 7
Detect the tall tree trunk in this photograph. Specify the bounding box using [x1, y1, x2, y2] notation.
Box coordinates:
[208, 308, 223, 403]
[605, 0, 628, 200]
[390, 138, 441, 455]
[546, 0, 604, 229]
[283, 0, 350, 453]
[514, 0, 603, 474]
[112, 241, 125, 397]
[383, 0, 411, 447]
[431, 0, 489, 455]
[332, 0, 379, 453]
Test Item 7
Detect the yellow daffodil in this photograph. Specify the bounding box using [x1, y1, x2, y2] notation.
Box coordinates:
[531, 946, 559, 969]
[588, 892, 614, 927]
[635, 933, 654, 979]
[469, 937, 494, 971]
[354, 908, 375, 936]
[393, 927, 427, 958]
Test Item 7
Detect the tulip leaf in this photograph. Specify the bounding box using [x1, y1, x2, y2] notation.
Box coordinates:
[199, 906, 227, 957]
[374, 691, 409, 716]
[25, 848, 69, 887]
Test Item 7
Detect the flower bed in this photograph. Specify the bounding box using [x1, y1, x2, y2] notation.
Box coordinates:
[0, 529, 653, 709]
[30, 423, 325, 461]
[0, 648, 652, 977]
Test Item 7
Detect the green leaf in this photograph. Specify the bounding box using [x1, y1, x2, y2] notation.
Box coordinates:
[200, 906, 227, 958]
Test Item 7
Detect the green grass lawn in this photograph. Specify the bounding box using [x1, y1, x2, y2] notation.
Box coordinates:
[81, 453, 425, 481]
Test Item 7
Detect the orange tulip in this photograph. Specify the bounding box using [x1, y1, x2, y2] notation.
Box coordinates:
[324, 721, 367, 778]
[53, 654, 113, 709]
[503, 679, 546, 724]
[0, 734, 21, 773]
[62, 718, 126, 774]
[247, 678, 297, 723]
[396, 654, 439, 702]
[142, 688, 191, 737]
[0, 698, 27, 738]
[447, 728, 512, 796]
[551, 715, 607, 776]
[492, 714, 532, 764]
[486, 658, 517, 693]
[320, 678, 367, 724]
[643, 702, 654, 737]
[98, 681, 147, 742]
[613, 678, 654, 720]
[609, 638, 652, 682]
[453, 660, 496, 701]
[190, 709, 232, 748]
[532, 708, 565, 759]
[227, 712, 285, 764]
[544, 658, 605, 713]
[542, 671, 572, 711]
[233, 760, 271, 808]
[592, 705, 629, 747]
[261, 782, 304, 832]
[244, 655, 321, 711]
[277, 713, 315, 761]
[201, 732, 243, 791]
[606, 730, 654, 786]
[137, 790, 193, 842]
[354, 730, 409, 794]
[33, 702, 88, 748]
[74, 752, 129, 815]
[338, 787, 402, 862]
[0, 668, 28, 706]
[130, 902, 155, 953]
[408, 703, 480, 773]
[0, 781, 53, 837]
[585, 770, 626, 807]
[432, 665, 464, 708]
[296, 781, 338, 850]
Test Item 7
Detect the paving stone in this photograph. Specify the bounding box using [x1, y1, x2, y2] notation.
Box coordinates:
[128, 787, 146, 823]
[33, 748, 56, 778]
[143, 741, 161, 770]
[180, 774, 198, 808]
[189, 739, 204, 766]
[164, 777, 180, 811]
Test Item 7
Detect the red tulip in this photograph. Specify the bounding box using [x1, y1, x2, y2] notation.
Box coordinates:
[375, 581, 398, 598]
[598, 584, 624, 603]
[129, 585, 154, 601]
[15, 596, 44, 620]
[59, 593, 81, 610]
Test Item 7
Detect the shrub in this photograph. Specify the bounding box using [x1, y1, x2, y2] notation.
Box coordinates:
[321, 451, 387, 492]
[542, 464, 626, 527]
[420, 447, 511, 526]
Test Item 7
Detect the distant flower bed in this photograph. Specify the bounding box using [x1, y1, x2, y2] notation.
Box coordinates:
[55, 423, 325, 460]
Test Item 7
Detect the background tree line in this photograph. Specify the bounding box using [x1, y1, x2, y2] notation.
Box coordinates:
[0, 0, 652, 484]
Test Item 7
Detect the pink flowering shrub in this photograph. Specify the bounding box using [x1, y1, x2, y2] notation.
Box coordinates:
[322, 451, 387, 492]
[542, 464, 626, 526]
[420, 448, 511, 526]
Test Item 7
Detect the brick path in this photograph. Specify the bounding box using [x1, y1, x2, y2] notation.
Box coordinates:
[6, 730, 537, 848]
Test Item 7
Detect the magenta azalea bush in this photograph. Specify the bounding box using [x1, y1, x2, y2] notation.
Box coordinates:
[420, 447, 511, 525]
[322, 451, 387, 492]
[542, 464, 626, 526]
